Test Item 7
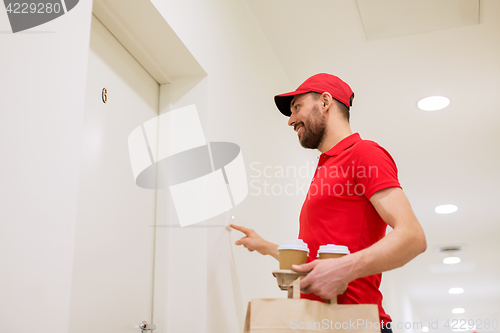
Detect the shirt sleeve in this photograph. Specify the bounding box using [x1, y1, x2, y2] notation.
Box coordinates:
[351, 140, 402, 199]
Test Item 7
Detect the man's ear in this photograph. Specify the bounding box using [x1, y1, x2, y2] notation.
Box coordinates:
[321, 92, 333, 111]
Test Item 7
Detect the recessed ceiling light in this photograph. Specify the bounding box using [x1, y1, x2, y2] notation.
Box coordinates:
[452, 307, 465, 314]
[449, 287, 464, 294]
[422, 327, 429, 332]
[418, 96, 450, 111]
[443, 256, 461, 265]
[435, 204, 458, 214]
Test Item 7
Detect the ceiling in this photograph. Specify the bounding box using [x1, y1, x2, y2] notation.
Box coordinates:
[243, 0, 500, 328]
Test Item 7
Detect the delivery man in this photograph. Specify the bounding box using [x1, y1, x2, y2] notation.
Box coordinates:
[231, 73, 427, 332]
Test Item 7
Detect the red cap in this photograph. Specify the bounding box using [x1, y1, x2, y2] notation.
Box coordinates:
[274, 73, 354, 117]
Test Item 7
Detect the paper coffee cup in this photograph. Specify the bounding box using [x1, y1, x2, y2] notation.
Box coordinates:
[277, 239, 309, 270]
[317, 244, 350, 259]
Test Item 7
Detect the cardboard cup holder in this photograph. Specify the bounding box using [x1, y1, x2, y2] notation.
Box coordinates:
[272, 269, 308, 291]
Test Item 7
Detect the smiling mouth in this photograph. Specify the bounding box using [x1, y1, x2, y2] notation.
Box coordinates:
[295, 124, 304, 136]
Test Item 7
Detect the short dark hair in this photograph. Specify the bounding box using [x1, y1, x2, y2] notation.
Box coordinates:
[309, 92, 350, 122]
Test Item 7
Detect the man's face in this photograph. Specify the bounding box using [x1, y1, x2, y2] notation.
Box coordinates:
[288, 93, 326, 149]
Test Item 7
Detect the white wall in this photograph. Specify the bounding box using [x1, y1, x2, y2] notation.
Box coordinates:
[0, 2, 93, 333]
[153, 78, 211, 333]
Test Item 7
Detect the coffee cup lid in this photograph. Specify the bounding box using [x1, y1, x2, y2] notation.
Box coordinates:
[317, 244, 350, 256]
[277, 239, 309, 253]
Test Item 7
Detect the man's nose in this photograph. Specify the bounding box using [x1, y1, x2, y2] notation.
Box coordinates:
[288, 113, 296, 127]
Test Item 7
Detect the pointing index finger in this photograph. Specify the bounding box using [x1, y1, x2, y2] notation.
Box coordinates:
[230, 224, 250, 235]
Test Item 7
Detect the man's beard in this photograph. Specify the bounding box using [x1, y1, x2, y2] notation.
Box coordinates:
[298, 105, 326, 149]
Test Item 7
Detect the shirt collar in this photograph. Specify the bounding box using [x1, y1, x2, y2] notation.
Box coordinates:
[322, 133, 361, 157]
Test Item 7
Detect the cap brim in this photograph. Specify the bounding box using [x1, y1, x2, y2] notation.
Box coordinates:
[274, 95, 293, 117]
[274, 89, 310, 117]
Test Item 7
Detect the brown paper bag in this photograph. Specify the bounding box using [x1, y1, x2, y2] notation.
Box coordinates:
[244, 278, 380, 333]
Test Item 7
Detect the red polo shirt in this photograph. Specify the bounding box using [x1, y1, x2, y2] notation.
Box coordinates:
[298, 133, 401, 324]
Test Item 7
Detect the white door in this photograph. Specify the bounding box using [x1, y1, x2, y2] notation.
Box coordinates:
[69, 15, 159, 332]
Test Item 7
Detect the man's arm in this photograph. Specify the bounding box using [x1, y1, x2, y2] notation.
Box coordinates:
[231, 224, 279, 260]
[293, 187, 426, 299]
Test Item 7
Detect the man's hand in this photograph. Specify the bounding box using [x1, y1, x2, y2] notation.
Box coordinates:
[231, 224, 279, 260]
[292, 258, 352, 300]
